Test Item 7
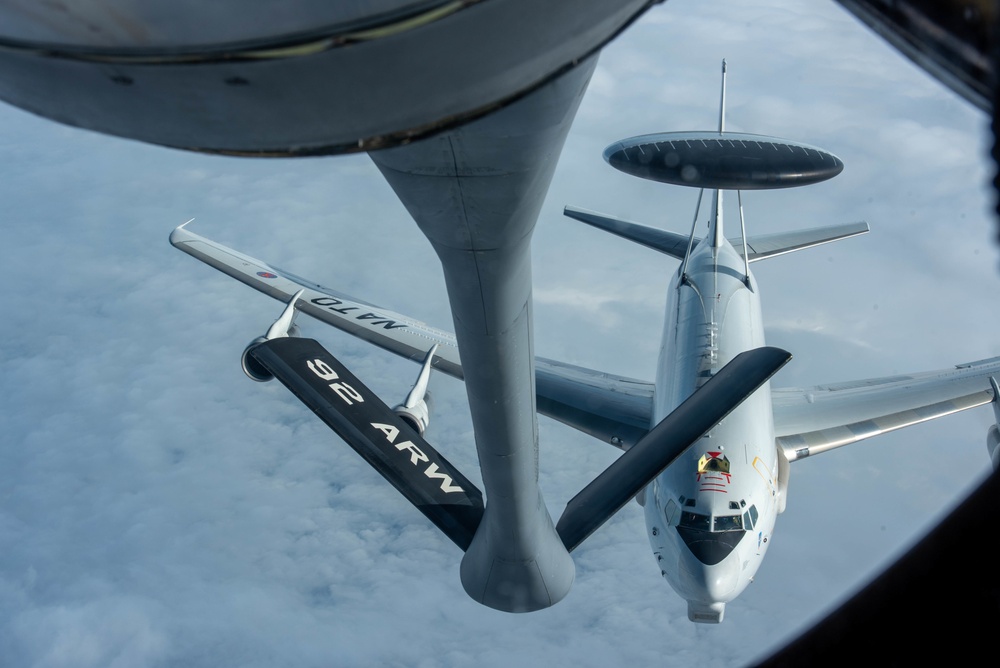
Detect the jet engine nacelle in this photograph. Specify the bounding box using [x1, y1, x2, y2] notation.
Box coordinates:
[393, 395, 431, 436]
[242, 336, 273, 382]
[392, 344, 440, 436]
[242, 324, 302, 382]
[988, 424, 1000, 472]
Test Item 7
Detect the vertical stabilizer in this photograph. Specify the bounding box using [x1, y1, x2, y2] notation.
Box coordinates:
[709, 60, 728, 248]
[710, 189, 725, 248]
[718, 59, 727, 134]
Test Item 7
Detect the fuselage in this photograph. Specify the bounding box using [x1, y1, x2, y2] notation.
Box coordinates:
[646, 210, 781, 623]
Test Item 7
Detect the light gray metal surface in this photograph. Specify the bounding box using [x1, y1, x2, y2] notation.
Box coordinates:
[369, 58, 599, 611]
[736, 221, 869, 261]
[643, 182, 778, 622]
[535, 359, 652, 449]
[773, 356, 1000, 460]
[564, 206, 869, 263]
[563, 206, 692, 260]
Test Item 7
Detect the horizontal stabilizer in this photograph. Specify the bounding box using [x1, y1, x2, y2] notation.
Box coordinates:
[735, 221, 869, 262]
[563, 206, 691, 260]
[249, 337, 484, 550]
[564, 206, 868, 263]
[556, 346, 792, 552]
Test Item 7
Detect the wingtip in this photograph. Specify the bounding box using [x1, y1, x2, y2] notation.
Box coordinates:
[169, 219, 196, 246]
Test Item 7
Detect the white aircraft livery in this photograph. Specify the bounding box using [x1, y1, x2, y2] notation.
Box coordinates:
[171, 62, 1000, 623]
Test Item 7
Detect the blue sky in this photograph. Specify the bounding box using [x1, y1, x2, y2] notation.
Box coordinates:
[0, 1, 997, 666]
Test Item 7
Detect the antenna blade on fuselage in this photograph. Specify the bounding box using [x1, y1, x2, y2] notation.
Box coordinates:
[556, 346, 791, 553]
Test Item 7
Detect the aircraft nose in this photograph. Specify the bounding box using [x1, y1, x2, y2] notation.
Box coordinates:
[703, 561, 739, 601]
[680, 554, 740, 602]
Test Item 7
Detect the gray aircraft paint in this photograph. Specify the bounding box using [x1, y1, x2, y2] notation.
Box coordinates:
[370, 58, 599, 612]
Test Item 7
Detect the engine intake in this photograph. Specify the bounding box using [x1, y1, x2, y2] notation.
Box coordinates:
[242, 337, 273, 382]
[394, 393, 432, 435]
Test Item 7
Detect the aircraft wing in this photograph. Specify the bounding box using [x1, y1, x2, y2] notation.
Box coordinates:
[772, 356, 1000, 462]
[170, 222, 465, 377]
[536, 359, 652, 449]
[170, 223, 654, 448]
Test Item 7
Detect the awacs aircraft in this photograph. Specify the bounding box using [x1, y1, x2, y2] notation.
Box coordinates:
[171, 62, 1000, 623]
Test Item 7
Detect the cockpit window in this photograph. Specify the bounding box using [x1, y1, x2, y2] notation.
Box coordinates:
[664, 500, 680, 526]
[678, 511, 745, 533]
[679, 511, 711, 531]
[713, 514, 743, 532]
[743, 504, 759, 530]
